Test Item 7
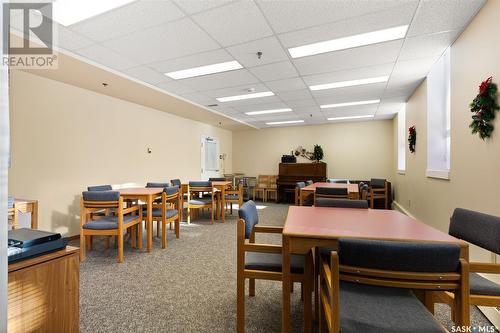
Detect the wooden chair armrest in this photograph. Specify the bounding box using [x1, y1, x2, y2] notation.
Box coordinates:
[470, 262, 500, 274]
[254, 226, 284, 234]
[123, 206, 140, 214]
[370, 188, 386, 193]
[243, 243, 282, 254]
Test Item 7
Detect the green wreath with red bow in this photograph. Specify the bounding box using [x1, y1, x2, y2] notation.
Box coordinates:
[408, 126, 416, 153]
[470, 77, 499, 139]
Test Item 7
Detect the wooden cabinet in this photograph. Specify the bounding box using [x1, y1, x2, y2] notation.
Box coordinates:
[8, 247, 79, 333]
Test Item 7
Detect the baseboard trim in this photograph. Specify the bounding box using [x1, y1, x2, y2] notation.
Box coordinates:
[392, 200, 416, 219]
[64, 234, 79, 242]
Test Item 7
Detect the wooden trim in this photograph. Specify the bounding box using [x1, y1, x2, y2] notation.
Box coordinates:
[340, 265, 461, 281]
[469, 262, 500, 274]
[253, 226, 283, 233]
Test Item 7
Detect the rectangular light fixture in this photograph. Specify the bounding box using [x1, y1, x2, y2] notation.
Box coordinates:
[165, 61, 243, 80]
[52, 0, 136, 26]
[327, 115, 374, 121]
[288, 25, 409, 58]
[245, 108, 292, 116]
[266, 120, 304, 125]
[309, 76, 389, 91]
[320, 99, 380, 109]
[217, 91, 274, 103]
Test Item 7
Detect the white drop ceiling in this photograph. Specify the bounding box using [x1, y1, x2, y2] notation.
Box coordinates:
[12, 0, 485, 129]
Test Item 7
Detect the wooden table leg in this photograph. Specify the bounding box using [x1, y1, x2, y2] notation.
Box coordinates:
[282, 235, 291, 333]
[221, 187, 226, 223]
[31, 201, 38, 229]
[147, 195, 153, 252]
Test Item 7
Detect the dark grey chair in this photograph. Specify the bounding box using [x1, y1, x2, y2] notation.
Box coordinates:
[170, 179, 182, 187]
[146, 182, 170, 188]
[295, 181, 313, 206]
[433, 208, 500, 313]
[87, 185, 112, 191]
[327, 179, 349, 184]
[315, 198, 368, 208]
[187, 181, 214, 224]
[319, 238, 469, 332]
[315, 187, 349, 204]
[305, 180, 313, 186]
[236, 201, 313, 332]
[368, 178, 388, 209]
[209, 177, 226, 181]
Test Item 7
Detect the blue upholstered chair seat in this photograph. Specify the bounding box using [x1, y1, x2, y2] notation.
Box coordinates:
[189, 198, 212, 205]
[225, 194, 239, 200]
[339, 281, 445, 333]
[83, 215, 138, 230]
[143, 208, 178, 219]
[470, 272, 500, 296]
[245, 252, 304, 274]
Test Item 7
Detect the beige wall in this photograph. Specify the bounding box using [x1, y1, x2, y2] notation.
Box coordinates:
[8, 70, 232, 236]
[392, 1, 499, 318]
[233, 120, 393, 181]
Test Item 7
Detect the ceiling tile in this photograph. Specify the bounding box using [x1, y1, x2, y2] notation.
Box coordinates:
[301, 63, 394, 86]
[174, 0, 233, 15]
[388, 56, 438, 88]
[178, 92, 217, 106]
[226, 36, 289, 68]
[56, 27, 95, 51]
[399, 30, 460, 61]
[322, 104, 378, 118]
[179, 69, 259, 91]
[192, 1, 273, 47]
[232, 102, 291, 113]
[285, 99, 318, 108]
[408, 0, 485, 36]
[377, 100, 405, 115]
[275, 89, 313, 102]
[293, 40, 403, 76]
[123, 66, 170, 85]
[277, 2, 417, 48]
[264, 77, 307, 92]
[311, 82, 386, 100]
[249, 61, 298, 81]
[148, 48, 233, 74]
[257, 0, 416, 34]
[75, 44, 137, 70]
[155, 80, 197, 95]
[71, 1, 185, 42]
[104, 18, 220, 64]
[218, 95, 282, 107]
[200, 83, 270, 98]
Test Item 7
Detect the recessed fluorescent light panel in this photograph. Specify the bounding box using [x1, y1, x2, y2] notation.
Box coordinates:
[52, 0, 135, 26]
[310, 76, 389, 91]
[245, 108, 292, 116]
[217, 91, 274, 103]
[288, 25, 409, 58]
[165, 61, 243, 80]
[266, 120, 304, 125]
[320, 99, 380, 109]
[327, 115, 374, 121]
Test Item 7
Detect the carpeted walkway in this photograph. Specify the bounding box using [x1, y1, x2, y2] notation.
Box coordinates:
[74, 202, 495, 333]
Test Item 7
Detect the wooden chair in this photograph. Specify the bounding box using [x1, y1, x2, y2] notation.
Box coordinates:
[80, 191, 142, 263]
[327, 179, 349, 184]
[319, 239, 470, 332]
[314, 198, 368, 208]
[432, 208, 500, 317]
[368, 178, 388, 209]
[187, 181, 215, 224]
[146, 182, 170, 235]
[295, 181, 313, 206]
[305, 179, 313, 186]
[314, 187, 348, 204]
[252, 175, 268, 202]
[86, 185, 115, 219]
[224, 181, 243, 215]
[265, 175, 278, 202]
[236, 200, 313, 333]
[143, 186, 181, 249]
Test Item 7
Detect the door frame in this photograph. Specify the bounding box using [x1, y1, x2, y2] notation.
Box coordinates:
[200, 135, 220, 180]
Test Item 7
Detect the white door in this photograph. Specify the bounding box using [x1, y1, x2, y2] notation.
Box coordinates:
[201, 136, 220, 180]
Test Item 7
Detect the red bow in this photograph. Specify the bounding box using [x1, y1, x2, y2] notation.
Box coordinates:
[479, 76, 492, 95]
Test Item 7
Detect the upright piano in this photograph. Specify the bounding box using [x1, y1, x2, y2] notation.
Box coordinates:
[277, 162, 327, 202]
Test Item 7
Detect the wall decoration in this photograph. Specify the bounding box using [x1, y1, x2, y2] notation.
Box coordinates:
[408, 126, 416, 153]
[293, 146, 313, 160]
[312, 144, 324, 162]
[469, 76, 500, 140]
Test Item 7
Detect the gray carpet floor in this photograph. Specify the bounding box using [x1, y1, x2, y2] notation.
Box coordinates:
[74, 202, 496, 333]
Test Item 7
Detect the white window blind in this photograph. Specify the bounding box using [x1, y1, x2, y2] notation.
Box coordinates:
[397, 105, 406, 173]
[426, 48, 451, 179]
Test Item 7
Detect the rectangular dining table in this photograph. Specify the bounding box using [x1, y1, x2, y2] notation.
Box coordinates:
[299, 182, 359, 205]
[118, 187, 164, 252]
[281, 206, 469, 333]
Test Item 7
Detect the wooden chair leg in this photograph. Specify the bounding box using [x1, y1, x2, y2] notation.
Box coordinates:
[304, 253, 313, 333]
[130, 226, 136, 248]
[249, 279, 255, 297]
[187, 206, 191, 224]
[175, 219, 180, 239]
[137, 223, 143, 250]
[80, 232, 86, 261]
[88, 235, 93, 250]
[169, 222, 172, 230]
[117, 234, 124, 263]
[157, 220, 160, 237]
[314, 247, 320, 323]
[161, 222, 167, 249]
[230, 203, 233, 214]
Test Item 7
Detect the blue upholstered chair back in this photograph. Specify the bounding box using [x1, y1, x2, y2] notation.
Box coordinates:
[370, 178, 386, 188]
[87, 185, 112, 191]
[315, 198, 368, 209]
[316, 187, 348, 196]
[209, 177, 226, 181]
[338, 239, 461, 272]
[146, 182, 170, 188]
[82, 191, 120, 202]
[239, 200, 259, 239]
[164, 186, 179, 195]
[170, 179, 181, 187]
[305, 180, 313, 185]
[189, 181, 212, 188]
[449, 208, 500, 254]
[296, 182, 306, 189]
